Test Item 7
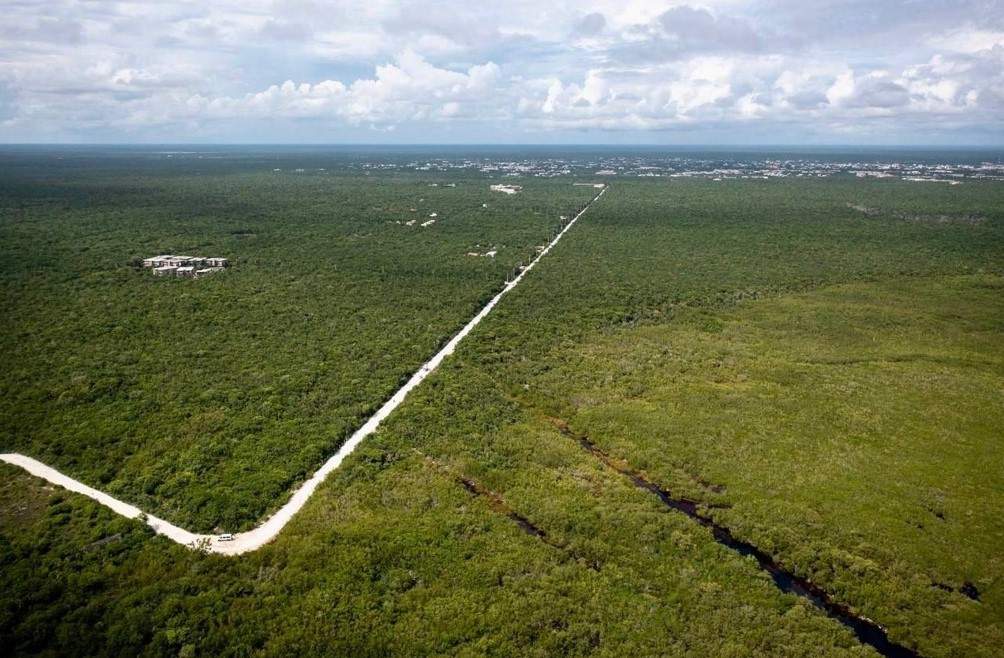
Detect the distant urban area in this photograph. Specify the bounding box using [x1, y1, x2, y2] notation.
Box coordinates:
[353, 154, 1004, 183]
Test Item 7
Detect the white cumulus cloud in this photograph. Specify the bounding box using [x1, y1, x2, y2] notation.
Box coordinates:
[0, 0, 1001, 142]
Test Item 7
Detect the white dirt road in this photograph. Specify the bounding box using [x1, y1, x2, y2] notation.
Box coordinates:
[1, 185, 607, 556]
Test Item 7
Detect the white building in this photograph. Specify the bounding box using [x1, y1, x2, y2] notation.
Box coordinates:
[144, 255, 176, 267]
[144, 254, 229, 277]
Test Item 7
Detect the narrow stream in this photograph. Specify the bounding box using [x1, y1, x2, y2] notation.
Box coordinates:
[554, 423, 922, 658]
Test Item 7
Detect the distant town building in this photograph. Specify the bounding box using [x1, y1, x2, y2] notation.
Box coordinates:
[142, 254, 229, 278]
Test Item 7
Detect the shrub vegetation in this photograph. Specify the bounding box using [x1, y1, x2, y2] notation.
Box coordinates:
[2, 154, 1002, 656]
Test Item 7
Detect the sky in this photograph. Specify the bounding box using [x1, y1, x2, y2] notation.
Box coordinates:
[0, 0, 1002, 145]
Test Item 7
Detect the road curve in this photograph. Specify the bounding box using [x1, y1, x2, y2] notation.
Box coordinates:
[1, 184, 607, 556]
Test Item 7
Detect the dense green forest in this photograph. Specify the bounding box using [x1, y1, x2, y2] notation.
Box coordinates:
[0, 162, 595, 531]
[2, 154, 1003, 657]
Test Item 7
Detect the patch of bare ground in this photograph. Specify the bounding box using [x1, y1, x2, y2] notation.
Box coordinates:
[0, 466, 58, 529]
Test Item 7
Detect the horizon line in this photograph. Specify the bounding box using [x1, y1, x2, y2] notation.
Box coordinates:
[2, 142, 1003, 150]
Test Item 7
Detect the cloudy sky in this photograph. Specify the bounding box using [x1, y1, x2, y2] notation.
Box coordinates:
[1, 0, 1002, 144]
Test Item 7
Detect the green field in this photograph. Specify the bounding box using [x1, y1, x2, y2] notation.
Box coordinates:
[2, 155, 1003, 657]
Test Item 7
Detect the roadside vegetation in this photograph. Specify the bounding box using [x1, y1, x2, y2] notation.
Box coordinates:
[2, 158, 1002, 656]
